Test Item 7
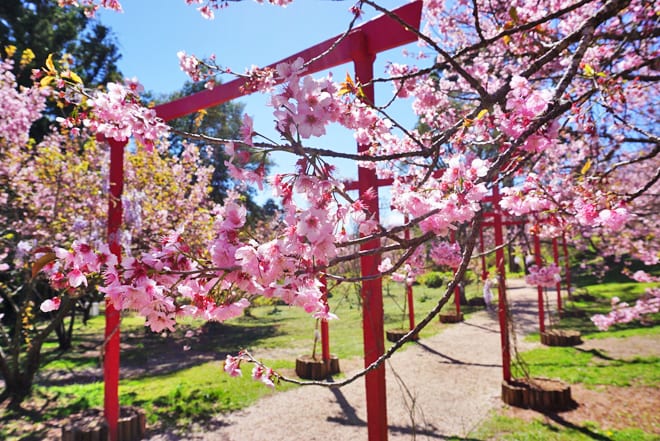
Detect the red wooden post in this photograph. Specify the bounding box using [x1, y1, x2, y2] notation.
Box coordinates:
[450, 231, 461, 317]
[355, 51, 388, 441]
[479, 228, 488, 281]
[552, 237, 562, 312]
[404, 216, 416, 331]
[406, 283, 415, 331]
[320, 274, 330, 363]
[105, 138, 125, 441]
[492, 185, 511, 382]
[562, 233, 573, 300]
[533, 231, 545, 333]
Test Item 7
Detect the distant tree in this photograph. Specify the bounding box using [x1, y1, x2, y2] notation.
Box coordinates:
[157, 81, 278, 221]
[0, 0, 121, 139]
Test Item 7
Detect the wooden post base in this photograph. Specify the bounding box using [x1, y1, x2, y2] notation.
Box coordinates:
[439, 312, 464, 323]
[61, 406, 145, 441]
[502, 377, 574, 412]
[295, 355, 340, 380]
[541, 329, 582, 346]
[385, 328, 419, 343]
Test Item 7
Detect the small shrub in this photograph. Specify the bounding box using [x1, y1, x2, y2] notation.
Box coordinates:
[420, 272, 445, 288]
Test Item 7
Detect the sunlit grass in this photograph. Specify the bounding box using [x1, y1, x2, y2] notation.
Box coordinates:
[514, 345, 660, 387]
[472, 414, 658, 441]
[39, 359, 296, 426]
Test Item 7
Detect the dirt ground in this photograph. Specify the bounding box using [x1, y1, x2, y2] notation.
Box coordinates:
[6, 279, 660, 440]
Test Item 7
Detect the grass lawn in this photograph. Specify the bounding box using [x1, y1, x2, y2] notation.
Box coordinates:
[2, 278, 485, 438]
[473, 266, 660, 440]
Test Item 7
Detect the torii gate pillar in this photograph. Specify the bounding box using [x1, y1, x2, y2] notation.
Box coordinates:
[355, 51, 388, 441]
[105, 137, 126, 441]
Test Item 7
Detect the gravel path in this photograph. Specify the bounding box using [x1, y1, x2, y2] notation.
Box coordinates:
[149, 279, 547, 440]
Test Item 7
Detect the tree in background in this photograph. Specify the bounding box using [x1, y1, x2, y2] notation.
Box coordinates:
[0, 0, 121, 140]
[0, 52, 231, 405]
[159, 81, 278, 222]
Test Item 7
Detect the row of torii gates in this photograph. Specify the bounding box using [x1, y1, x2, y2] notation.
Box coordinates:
[101, 2, 573, 440]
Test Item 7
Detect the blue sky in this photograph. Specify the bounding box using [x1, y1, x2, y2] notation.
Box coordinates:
[98, 0, 423, 215]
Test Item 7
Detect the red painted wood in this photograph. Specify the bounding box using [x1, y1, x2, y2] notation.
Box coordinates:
[355, 51, 389, 441]
[562, 234, 573, 299]
[105, 138, 125, 441]
[450, 231, 461, 317]
[479, 228, 488, 281]
[404, 217, 416, 331]
[320, 274, 330, 363]
[154, 1, 423, 122]
[552, 238, 562, 312]
[533, 232, 545, 334]
[492, 185, 511, 382]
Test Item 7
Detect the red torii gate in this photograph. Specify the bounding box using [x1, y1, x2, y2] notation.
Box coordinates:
[102, 3, 423, 441]
[481, 187, 573, 381]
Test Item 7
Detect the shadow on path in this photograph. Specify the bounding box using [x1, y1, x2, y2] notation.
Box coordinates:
[461, 320, 500, 334]
[326, 387, 366, 427]
[416, 342, 501, 369]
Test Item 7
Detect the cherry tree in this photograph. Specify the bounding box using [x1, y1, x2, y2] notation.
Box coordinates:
[0, 49, 235, 404]
[29, 0, 660, 392]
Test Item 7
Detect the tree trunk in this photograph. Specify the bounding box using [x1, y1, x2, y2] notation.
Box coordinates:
[508, 243, 521, 273]
[459, 282, 468, 305]
[0, 294, 73, 407]
[55, 305, 76, 351]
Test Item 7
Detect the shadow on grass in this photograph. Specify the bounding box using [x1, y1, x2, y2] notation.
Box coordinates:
[39, 320, 283, 386]
[545, 413, 615, 441]
[574, 347, 617, 361]
[121, 321, 283, 378]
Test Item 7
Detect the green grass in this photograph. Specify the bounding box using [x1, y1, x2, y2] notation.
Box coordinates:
[21, 279, 479, 434]
[513, 346, 660, 387]
[472, 414, 658, 441]
[39, 280, 477, 368]
[38, 359, 296, 426]
[482, 266, 660, 441]
[549, 276, 660, 338]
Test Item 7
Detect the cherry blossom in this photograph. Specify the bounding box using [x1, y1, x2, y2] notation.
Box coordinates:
[25, 0, 658, 387]
[525, 264, 562, 288]
[591, 288, 660, 331]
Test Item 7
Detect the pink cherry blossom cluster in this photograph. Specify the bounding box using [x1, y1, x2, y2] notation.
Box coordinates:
[525, 264, 561, 288]
[591, 288, 660, 331]
[176, 51, 223, 90]
[38, 232, 252, 332]
[379, 246, 427, 286]
[629, 270, 660, 284]
[501, 76, 556, 154]
[57, 0, 122, 17]
[389, 155, 490, 237]
[0, 59, 47, 146]
[37, 189, 341, 331]
[271, 60, 340, 140]
[223, 351, 277, 387]
[429, 241, 462, 269]
[78, 82, 169, 149]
